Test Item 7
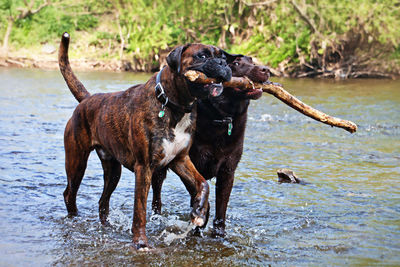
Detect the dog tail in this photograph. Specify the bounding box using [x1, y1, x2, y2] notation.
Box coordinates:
[58, 32, 90, 103]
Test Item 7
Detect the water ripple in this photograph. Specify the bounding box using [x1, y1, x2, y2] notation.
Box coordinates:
[0, 69, 399, 266]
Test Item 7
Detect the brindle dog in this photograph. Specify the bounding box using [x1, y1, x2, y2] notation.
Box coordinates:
[151, 56, 270, 236]
[58, 32, 235, 249]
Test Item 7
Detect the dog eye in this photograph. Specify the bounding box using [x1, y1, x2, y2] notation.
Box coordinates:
[199, 55, 207, 59]
[233, 62, 239, 66]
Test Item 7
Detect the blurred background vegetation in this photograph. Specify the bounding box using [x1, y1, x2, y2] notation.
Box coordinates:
[0, 0, 399, 78]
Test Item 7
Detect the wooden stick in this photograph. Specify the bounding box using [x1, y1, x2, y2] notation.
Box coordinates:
[185, 70, 357, 133]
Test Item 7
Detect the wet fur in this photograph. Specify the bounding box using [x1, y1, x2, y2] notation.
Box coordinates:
[59, 32, 232, 249]
[152, 56, 270, 236]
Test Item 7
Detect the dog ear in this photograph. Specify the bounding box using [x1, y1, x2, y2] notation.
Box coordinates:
[167, 44, 191, 74]
[221, 50, 245, 64]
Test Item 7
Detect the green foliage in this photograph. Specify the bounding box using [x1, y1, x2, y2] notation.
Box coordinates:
[0, 0, 12, 10]
[114, 0, 399, 72]
[10, 7, 74, 46]
[0, 0, 102, 47]
[0, 0, 399, 75]
[96, 31, 114, 40]
[113, 0, 234, 64]
[76, 14, 98, 31]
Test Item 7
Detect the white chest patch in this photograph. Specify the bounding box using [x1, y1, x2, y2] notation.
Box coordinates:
[160, 113, 192, 166]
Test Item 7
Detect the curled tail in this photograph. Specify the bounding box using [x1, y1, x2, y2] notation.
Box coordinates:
[58, 32, 90, 102]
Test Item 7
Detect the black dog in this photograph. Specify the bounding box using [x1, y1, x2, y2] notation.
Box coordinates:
[152, 56, 270, 236]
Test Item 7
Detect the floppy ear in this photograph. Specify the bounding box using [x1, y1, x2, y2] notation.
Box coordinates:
[167, 44, 191, 73]
[221, 50, 244, 64]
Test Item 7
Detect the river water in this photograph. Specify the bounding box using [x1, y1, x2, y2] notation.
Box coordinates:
[0, 67, 399, 266]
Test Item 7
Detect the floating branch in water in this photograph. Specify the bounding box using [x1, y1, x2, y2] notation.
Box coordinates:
[185, 70, 357, 133]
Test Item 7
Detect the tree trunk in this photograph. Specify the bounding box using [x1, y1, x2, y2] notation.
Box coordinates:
[1, 18, 14, 57]
[116, 13, 125, 60]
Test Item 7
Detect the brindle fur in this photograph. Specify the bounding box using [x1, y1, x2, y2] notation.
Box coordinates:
[59, 32, 232, 249]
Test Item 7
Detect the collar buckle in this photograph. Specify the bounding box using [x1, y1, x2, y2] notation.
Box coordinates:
[212, 116, 233, 136]
[155, 82, 168, 108]
[213, 117, 232, 125]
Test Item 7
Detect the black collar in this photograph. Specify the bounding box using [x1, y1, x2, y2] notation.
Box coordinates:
[198, 99, 234, 135]
[213, 116, 233, 126]
[155, 67, 194, 114]
[199, 99, 233, 126]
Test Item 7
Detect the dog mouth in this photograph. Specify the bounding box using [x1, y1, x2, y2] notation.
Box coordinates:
[232, 86, 263, 99]
[186, 65, 230, 98]
[204, 82, 223, 97]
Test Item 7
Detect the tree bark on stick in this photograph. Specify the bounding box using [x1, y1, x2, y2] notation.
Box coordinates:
[184, 70, 357, 133]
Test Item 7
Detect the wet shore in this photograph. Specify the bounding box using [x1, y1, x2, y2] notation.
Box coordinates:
[1, 54, 398, 79]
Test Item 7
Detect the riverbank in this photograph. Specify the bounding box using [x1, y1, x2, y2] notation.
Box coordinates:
[0, 42, 130, 72]
[1, 51, 399, 79]
[0, 55, 128, 72]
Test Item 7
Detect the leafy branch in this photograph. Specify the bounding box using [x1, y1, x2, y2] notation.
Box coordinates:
[1, 0, 50, 56]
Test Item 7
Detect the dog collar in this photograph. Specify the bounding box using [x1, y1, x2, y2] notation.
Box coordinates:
[213, 117, 233, 136]
[198, 99, 234, 136]
[155, 67, 194, 117]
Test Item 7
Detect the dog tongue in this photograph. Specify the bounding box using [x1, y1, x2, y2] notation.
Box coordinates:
[211, 84, 223, 97]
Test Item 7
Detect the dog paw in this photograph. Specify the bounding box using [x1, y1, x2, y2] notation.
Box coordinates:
[190, 200, 210, 227]
[211, 218, 226, 237]
[100, 219, 112, 227]
[132, 240, 150, 251]
[211, 227, 226, 238]
[191, 207, 206, 227]
[192, 216, 205, 227]
[138, 246, 151, 252]
[66, 211, 78, 218]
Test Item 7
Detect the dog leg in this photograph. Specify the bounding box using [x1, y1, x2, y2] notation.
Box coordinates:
[176, 171, 210, 232]
[63, 133, 90, 216]
[170, 155, 209, 227]
[212, 170, 234, 237]
[151, 168, 167, 214]
[131, 163, 152, 249]
[96, 149, 121, 225]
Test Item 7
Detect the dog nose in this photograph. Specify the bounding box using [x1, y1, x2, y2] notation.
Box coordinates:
[261, 67, 270, 73]
[261, 66, 271, 77]
[217, 67, 232, 82]
[216, 58, 227, 66]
